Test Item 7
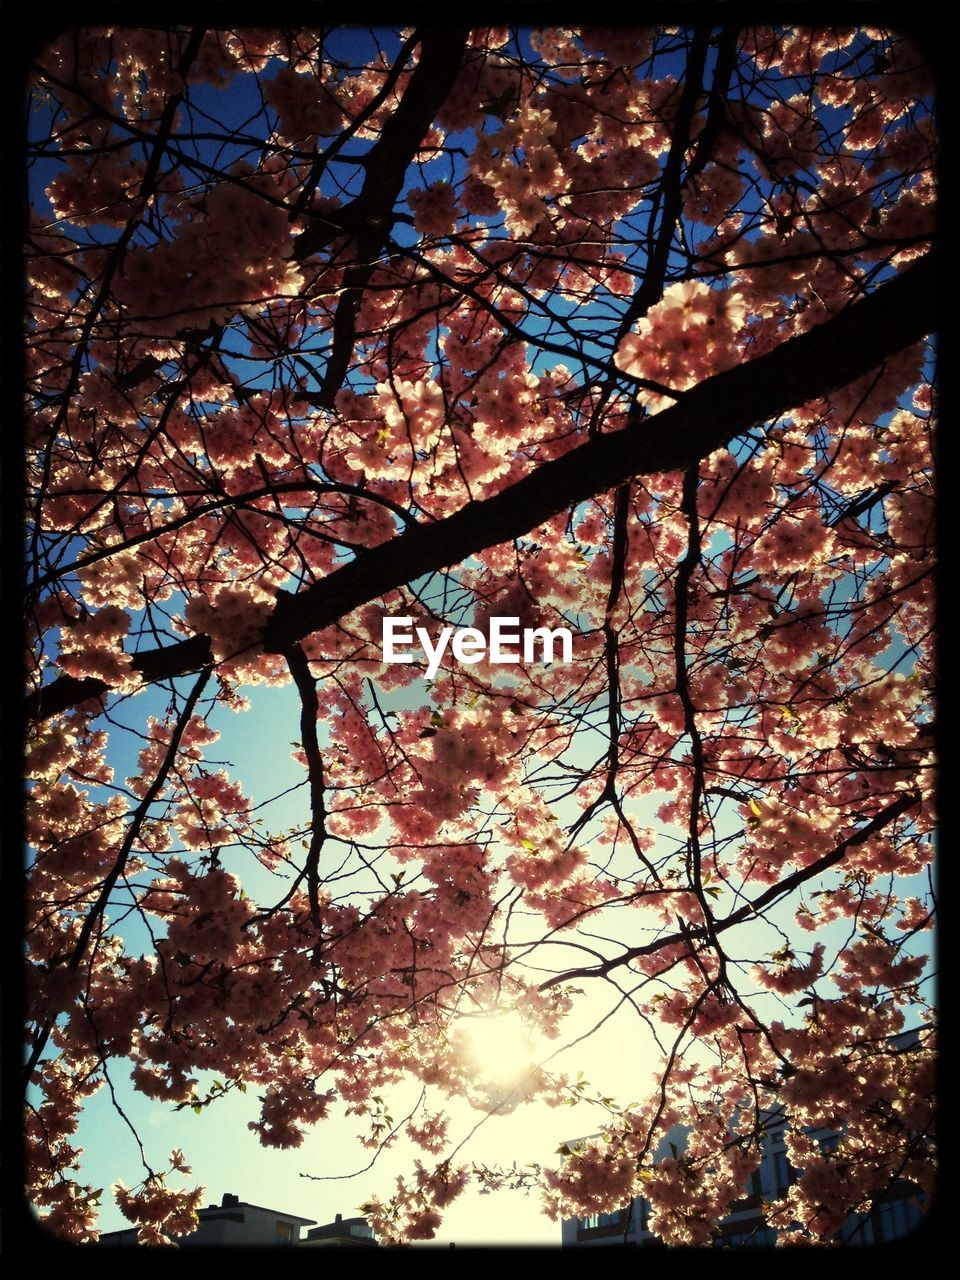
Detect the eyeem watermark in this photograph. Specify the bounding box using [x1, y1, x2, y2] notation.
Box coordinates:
[382, 616, 573, 681]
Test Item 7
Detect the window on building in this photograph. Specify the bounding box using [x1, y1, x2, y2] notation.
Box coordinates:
[275, 1220, 294, 1243]
[871, 1195, 925, 1243]
[577, 1208, 628, 1235]
[724, 1225, 777, 1248]
[773, 1150, 791, 1194]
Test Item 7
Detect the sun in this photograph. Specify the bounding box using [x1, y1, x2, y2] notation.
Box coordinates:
[454, 1009, 547, 1088]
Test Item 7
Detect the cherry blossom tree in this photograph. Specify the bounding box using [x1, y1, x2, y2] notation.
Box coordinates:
[24, 22, 936, 1246]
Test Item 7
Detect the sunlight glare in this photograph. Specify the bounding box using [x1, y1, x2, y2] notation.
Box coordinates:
[455, 1010, 546, 1087]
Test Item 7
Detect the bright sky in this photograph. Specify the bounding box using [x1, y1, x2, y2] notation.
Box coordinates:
[64, 670, 665, 1246]
[72, 989, 654, 1245]
[61, 665, 932, 1246]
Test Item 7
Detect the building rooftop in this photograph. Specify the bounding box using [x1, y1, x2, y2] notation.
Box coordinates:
[305, 1212, 378, 1246]
[201, 1192, 315, 1223]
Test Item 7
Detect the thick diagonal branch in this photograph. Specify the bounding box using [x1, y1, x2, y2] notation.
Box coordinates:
[292, 29, 469, 262]
[26, 254, 936, 722]
[292, 29, 469, 406]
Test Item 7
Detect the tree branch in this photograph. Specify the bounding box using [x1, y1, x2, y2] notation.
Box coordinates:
[26, 254, 935, 722]
[292, 28, 469, 406]
[283, 643, 327, 927]
[537, 788, 921, 989]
